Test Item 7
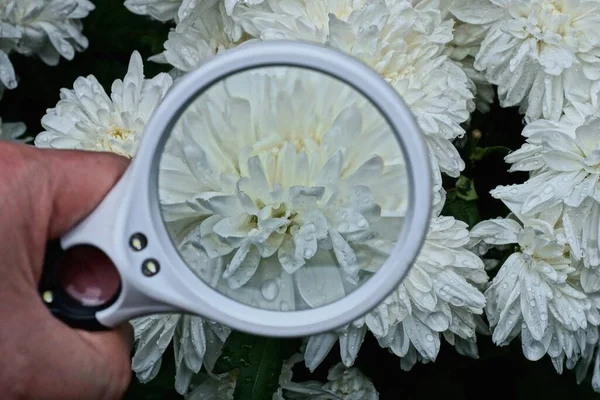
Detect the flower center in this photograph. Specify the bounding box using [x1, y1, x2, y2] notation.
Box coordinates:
[97, 126, 134, 158]
[107, 126, 132, 140]
[383, 65, 416, 85]
[251, 135, 321, 158]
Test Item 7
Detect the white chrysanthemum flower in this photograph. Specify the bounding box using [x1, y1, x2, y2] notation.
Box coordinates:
[446, 20, 495, 113]
[132, 312, 231, 394]
[124, 0, 256, 22]
[34, 51, 172, 158]
[149, 0, 246, 72]
[470, 216, 600, 365]
[572, 327, 600, 393]
[283, 362, 378, 400]
[0, 0, 94, 67]
[0, 118, 27, 142]
[0, 18, 21, 91]
[451, 0, 600, 122]
[303, 213, 488, 372]
[160, 67, 412, 309]
[124, 0, 184, 22]
[184, 370, 237, 400]
[491, 114, 600, 270]
[232, 0, 474, 177]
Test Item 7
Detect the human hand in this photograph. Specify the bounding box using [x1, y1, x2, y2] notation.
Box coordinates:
[0, 142, 133, 400]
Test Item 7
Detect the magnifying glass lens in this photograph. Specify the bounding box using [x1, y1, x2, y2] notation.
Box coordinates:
[158, 66, 408, 312]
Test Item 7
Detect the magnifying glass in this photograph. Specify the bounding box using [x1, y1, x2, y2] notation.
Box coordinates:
[38, 41, 432, 338]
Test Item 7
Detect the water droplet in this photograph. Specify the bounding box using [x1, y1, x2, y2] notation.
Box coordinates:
[303, 248, 313, 257]
[261, 280, 279, 301]
[357, 219, 367, 227]
[502, 283, 508, 289]
[451, 296, 465, 307]
[426, 334, 434, 342]
[439, 285, 450, 296]
[280, 300, 290, 311]
[543, 185, 554, 194]
[540, 312, 548, 321]
[338, 222, 350, 232]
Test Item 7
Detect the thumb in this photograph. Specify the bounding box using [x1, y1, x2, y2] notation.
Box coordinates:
[39, 147, 130, 238]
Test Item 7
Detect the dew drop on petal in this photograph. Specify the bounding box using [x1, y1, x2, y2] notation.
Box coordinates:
[261, 279, 279, 301]
[439, 285, 450, 296]
[338, 222, 350, 232]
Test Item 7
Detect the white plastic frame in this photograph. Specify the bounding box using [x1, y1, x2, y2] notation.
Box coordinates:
[61, 41, 432, 337]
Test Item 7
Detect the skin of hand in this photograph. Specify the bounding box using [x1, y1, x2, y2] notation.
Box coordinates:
[0, 142, 133, 400]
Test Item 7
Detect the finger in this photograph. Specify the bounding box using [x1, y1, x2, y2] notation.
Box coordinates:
[9, 307, 133, 400]
[40, 147, 129, 238]
[59, 246, 121, 306]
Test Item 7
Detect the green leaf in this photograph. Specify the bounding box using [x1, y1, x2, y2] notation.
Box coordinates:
[214, 332, 300, 400]
[469, 145, 511, 162]
[455, 175, 478, 201]
[443, 190, 481, 228]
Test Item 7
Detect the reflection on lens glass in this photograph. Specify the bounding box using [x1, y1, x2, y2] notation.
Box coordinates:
[158, 66, 408, 311]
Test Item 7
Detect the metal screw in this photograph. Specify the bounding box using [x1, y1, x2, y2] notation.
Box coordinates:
[129, 233, 148, 251]
[142, 259, 160, 277]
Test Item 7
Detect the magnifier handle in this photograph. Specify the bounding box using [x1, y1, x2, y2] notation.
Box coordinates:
[39, 240, 111, 331]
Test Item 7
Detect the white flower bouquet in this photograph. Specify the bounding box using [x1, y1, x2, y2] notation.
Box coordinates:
[3, 0, 600, 398]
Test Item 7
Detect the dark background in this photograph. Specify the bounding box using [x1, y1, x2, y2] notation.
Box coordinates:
[3, 0, 598, 398]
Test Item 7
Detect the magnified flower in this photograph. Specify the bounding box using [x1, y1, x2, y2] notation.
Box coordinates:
[302, 213, 488, 371]
[0, 0, 94, 67]
[451, 0, 600, 122]
[231, 0, 473, 177]
[0, 118, 27, 142]
[491, 113, 600, 270]
[160, 67, 410, 310]
[34, 51, 173, 158]
[470, 216, 600, 364]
